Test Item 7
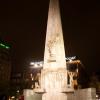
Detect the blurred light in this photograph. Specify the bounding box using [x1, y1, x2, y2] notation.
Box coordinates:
[0, 43, 10, 49]
[66, 56, 76, 61]
[69, 59, 72, 62]
[96, 94, 98, 98]
[40, 63, 43, 66]
[32, 77, 34, 81]
[34, 63, 38, 67]
[11, 96, 15, 99]
[30, 62, 34, 65]
[30, 73, 32, 77]
[31, 85, 34, 89]
[17, 90, 19, 93]
[30, 61, 43, 68]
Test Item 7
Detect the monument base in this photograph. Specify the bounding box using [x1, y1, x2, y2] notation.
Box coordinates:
[42, 92, 67, 100]
[69, 88, 96, 100]
[24, 88, 96, 100]
[41, 69, 69, 91]
[34, 88, 74, 93]
[23, 89, 42, 100]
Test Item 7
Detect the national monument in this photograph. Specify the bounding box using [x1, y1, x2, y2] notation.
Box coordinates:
[24, 0, 96, 100]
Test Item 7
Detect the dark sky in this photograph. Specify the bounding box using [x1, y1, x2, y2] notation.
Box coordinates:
[0, 0, 100, 73]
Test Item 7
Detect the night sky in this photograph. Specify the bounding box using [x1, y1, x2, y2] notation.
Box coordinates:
[0, 0, 100, 74]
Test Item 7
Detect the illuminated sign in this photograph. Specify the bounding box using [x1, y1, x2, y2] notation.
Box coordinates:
[0, 43, 10, 49]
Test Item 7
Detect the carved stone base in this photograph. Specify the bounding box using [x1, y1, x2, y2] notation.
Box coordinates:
[40, 69, 71, 92]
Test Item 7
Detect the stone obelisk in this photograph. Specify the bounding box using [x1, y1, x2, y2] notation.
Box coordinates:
[24, 0, 96, 100]
[39, 0, 97, 99]
[39, 0, 73, 100]
[43, 0, 66, 70]
[33, 0, 73, 99]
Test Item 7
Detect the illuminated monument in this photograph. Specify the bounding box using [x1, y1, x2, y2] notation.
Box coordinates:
[42, 0, 69, 90]
[24, 0, 96, 100]
[33, 0, 73, 99]
[38, 0, 96, 99]
[44, 0, 66, 70]
[40, 0, 73, 99]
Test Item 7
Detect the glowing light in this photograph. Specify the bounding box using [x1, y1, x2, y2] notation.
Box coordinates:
[32, 77, 34, 81]
[69, 59, 72, 62]
[34, 63, 38, 67]
[30, 61, 43, 68]
[30, 73, 32, 77]
[30, 62, 34, 65]
[66, 56, 76, 61]
[11, 96, 15, 99]
[40, 63, 43, 66]
[31, 84, 34, 89]
[96, 94, 98, 98]
[0, 43, 10, 49]
[17, 90, 19, 93]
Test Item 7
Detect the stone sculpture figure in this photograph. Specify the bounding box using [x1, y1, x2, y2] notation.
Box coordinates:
[67, 68, 78, 89]
[35, 73, 41, 89]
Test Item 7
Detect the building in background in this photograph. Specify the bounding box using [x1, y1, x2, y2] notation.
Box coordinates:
[0, 40, 11, 94]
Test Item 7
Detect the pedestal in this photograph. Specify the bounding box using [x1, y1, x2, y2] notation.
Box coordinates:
[41, 69, 71, 92]
[34, 69, 74, 100]
[42, 92, 67, 100]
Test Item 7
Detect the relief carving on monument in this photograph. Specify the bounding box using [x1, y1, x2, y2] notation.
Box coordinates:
[44, 71, 67, 89]
[47, 33, 60, 62]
